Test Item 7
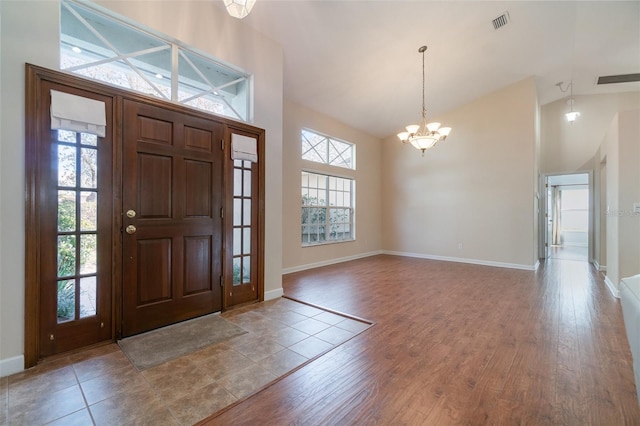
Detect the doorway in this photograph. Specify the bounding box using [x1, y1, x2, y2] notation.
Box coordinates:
[544, 173, 590, 262]
[25, 65, 265, 367]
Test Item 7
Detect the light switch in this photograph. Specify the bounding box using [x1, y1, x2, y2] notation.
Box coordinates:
[633, 203, 640, 214]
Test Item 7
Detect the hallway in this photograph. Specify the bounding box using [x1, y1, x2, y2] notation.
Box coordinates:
[549, 244, 589, 262]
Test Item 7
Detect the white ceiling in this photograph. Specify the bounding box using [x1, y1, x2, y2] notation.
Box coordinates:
[237, 1, 640, 139]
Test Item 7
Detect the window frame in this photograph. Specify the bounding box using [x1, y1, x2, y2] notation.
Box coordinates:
[301, 170, 355, 246]
[59, 0, 252, 122]
[301, 128, 355, 169]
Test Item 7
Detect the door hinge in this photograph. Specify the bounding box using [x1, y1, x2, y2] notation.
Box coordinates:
[221, 139, 225, 150]
[220, 207, 224, 219]
[220, 275, 223, 287]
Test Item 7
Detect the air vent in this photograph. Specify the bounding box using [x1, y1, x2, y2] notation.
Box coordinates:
[597, 73, 640, 85]
[492, 12, 510, 30]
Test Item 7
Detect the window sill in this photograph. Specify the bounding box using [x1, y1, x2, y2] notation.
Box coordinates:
[302, 239, 355, 248]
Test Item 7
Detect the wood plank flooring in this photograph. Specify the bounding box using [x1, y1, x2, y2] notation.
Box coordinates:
[202, 254, 640, 425]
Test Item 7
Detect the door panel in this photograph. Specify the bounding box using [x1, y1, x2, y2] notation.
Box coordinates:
[35, 82, 113, 358]
[224, 132, 263, 307]
[122, 99, 223, 336]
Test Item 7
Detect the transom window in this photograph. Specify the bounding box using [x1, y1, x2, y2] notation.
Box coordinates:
[301, 172, 354, 245]
[301, 129, 355, 169]
[60, 0, 251, 121]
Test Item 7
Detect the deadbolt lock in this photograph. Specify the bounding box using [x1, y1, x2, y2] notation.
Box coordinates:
[126, 209, 136, 218]
[125, 225, 137, 234]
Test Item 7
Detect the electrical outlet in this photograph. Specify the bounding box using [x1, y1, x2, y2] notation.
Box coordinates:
[457, 242, 463, 249]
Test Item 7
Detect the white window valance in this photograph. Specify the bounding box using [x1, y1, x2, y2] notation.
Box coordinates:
[231, 134, 258, 162]
[50, 90, 106, 137]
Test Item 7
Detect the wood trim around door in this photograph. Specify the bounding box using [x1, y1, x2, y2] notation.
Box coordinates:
[24, 64, 266, 368]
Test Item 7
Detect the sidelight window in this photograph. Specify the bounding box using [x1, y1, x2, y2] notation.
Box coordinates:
[56, 130, 98, 322]
[232, 160, 253, 285]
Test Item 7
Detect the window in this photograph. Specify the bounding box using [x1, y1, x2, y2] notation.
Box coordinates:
[301, 172, 354, 245]
[60, 0, 251, 121]
[56, 130, 99, 322]
[301, 129, 355, 169]
[232, 160, 253, 285]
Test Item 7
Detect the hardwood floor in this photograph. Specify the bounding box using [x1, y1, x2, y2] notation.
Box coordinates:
[202, 254, 640, 425]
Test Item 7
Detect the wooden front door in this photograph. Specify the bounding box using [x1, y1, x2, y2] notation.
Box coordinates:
[121, 99, 224, 336]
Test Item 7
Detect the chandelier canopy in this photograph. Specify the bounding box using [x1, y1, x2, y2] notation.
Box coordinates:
[397, 46, 451, 156]
[224, 0, 256, 19]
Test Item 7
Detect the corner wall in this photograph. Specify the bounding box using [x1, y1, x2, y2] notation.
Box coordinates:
[381, 78, 539, 269]
[605, 109, 640, 293]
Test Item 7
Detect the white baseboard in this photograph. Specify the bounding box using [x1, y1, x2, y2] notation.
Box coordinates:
[382, 251, 538, 271]
[604, 275, 619, 298]
[0, 355, 24, 378]
[264, 288, 284, 301]
[282, 251, 383, 275]
[598, 262, 607, 272]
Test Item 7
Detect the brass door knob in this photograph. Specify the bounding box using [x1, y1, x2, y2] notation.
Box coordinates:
[125, 225, 137, 234]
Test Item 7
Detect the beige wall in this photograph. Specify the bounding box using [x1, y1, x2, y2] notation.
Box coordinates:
[540, 92, 640, 288]
[605, 115, 621, 290]
[381, 78, 539, 269]
[282, 100, 382, 272]
[610, 110, 640, 289]
[0, 0, 283, 374]
[0, 0, 61, 375]
[618, 110, 640, 281]
[541, 92, 640, 174]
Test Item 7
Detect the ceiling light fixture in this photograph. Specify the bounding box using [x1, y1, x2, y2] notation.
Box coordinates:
[224, 0, 256, 19]
[556, 81, 580, 124]
[397, 46, 451, 156]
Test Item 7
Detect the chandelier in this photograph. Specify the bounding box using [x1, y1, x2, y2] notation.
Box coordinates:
[397, 46, 451, 155]
[556, 81, 580, 123]
[224, 0, 256, 19]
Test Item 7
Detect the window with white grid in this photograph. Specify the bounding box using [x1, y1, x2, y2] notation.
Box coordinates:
[301, 129, 355, 169]
[60, 0, 251, 122]
[301, 172, 354, 245]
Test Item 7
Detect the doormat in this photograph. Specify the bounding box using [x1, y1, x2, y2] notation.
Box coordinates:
[118, 314, 247, 370]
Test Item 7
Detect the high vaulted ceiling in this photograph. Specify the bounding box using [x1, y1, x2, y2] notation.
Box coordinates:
[237, 1, 640, 139]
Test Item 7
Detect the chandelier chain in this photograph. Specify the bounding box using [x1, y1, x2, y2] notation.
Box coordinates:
[421, 46, 426, 118]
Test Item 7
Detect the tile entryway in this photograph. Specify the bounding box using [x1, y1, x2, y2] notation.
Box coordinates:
[1, 298, 371, 425]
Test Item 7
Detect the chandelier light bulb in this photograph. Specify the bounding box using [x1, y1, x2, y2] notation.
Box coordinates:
[566, 111, 580, 123]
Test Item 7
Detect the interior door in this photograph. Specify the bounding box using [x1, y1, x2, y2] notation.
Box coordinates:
[122, 99, 223, 336]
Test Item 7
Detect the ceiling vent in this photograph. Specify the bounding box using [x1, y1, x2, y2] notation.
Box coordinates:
[492, 12, 510, 30]
[597, 73, 640, 85]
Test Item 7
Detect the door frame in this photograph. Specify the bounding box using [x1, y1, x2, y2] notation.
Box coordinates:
[25, 64, 265, 368]
[539, 171, 593, 263]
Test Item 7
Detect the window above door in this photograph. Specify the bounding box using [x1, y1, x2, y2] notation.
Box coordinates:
[60, 0, 252, 122]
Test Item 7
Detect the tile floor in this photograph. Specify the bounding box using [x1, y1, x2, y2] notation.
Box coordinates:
[0, 297, 372, 425]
